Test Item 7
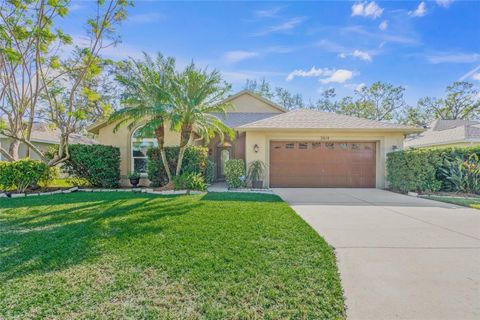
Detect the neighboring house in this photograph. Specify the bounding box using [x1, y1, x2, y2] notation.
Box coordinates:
[0, 122, 96, 161]
[405, 119, 480, 149]
[88, 90, 421, 188]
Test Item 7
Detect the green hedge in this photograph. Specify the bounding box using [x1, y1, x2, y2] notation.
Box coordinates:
[387, 146, 480, 193]
[225, 159, 246, 189]
[62, 144, 120, 188]
[147, 146, 209, 187]
[0, 160, 49, 193]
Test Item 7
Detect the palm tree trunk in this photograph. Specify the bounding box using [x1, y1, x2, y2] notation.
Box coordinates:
[155, 124, 173, 183]
[176, 125, 193, 176]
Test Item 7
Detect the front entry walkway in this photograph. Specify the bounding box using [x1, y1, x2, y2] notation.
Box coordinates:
[273, 188, 480, 320]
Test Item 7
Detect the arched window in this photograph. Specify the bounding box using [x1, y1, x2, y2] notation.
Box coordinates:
[131, 126, 158, 174]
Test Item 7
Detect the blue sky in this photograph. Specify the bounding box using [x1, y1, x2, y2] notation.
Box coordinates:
[66, 0, 480, 105]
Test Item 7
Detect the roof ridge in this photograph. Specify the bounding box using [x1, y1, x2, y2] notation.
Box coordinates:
[237, 110, 291, 128]
[264, 107, 416, 129]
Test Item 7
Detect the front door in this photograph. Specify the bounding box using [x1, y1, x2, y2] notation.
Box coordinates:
[217, 147, 231, 180]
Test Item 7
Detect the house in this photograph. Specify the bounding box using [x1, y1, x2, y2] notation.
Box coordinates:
[0, 122, 96, 161]
[405, 119, 480, 149]
[88, 90, 421, 188]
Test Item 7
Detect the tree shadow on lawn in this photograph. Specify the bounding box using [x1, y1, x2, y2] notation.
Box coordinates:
[201, 192, 283, 202]
[0, 193, 201, 281]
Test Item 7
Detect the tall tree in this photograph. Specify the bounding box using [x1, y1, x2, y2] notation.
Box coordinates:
[244, 78, 303, 110]
[399, 106, 432, 127]
[110, 53, 176, 183]
[245, 78, 275, 100]
[275, 87, 304, 109]
[170, 63, 234, 176]
[0, 0, 70, 160]
[418, 82, 480, 120]
[0, 0, 130, 165]
[310, 88, 338, 112]
[338, 82, 407, 121]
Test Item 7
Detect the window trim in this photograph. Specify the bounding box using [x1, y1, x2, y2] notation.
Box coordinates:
[131, 126, 158, 177]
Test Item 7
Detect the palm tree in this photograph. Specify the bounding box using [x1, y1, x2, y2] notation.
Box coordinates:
[109, 53, 175, 183]
[169, 63, 234, 176]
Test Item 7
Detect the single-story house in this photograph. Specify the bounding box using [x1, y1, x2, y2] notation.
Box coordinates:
[405, 119, 480, 149]
[88, 90, 421, 188]
[0, 122, 96, 161]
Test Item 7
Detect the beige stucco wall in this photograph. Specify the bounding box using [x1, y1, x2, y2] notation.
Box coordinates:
[92, 92, 284, 186]
[0, 137, 52, 161]
[244, 130, 405, 189]
[96, 121, 180, 184]
[228, 94, 283, 113]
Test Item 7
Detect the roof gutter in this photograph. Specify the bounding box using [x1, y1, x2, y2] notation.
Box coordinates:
[236, 127, 424, 134]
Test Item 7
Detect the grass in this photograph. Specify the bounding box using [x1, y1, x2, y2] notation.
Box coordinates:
[40, 178, 89, 188]
[422, 195, 480, 209]
[0, 192, 345, 319]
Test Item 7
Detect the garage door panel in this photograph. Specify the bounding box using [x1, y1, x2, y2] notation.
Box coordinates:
[270, 141, 376, 188]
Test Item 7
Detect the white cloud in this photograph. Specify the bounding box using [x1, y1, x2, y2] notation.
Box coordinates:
[436, 0, 454, 8]
[428, 53, 480, 64]
[379, 20, 388, 31]
[320, 69, 354, 84]
[345, 83, 366, 91]
[410, 2, 427, 17]
[459, 65, 480, 81]
[254, 7, 283, 18]
[286, 66, 331, 81]
[472, 73, 480, 81]
[339, 50, 373, 62]
[253, 16, 306, 36]
[352, 50, 372, 61]
[127, 12, 164, 24]
[287, 67, 355, 83]
[224, 51, 259, 63]
[351, 1, 384, 19]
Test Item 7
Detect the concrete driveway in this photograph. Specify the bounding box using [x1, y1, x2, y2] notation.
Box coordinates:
[273, 188, 480, 320]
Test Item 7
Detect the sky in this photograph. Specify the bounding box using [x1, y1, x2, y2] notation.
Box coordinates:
[64, 0, 480, 105]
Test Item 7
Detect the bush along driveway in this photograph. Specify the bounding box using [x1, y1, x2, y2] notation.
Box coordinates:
[0, 192, 345, 319]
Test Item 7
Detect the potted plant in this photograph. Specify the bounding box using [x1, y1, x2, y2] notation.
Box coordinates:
[248, 160, 266, 189]
[128, 171, 141, 188]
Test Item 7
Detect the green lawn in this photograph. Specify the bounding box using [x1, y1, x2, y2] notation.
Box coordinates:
[0, 192, 345, 319]
[40, 178, 89, 188]
[422, 195, 480, 210]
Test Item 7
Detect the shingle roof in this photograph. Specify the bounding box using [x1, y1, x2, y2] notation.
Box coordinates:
[1, 123, 97, 145]
[237, 109, 421, 132]
[211, 112, 280, 128]
[405, 119, 480, 148]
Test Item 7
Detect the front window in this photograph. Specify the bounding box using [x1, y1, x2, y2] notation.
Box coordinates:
[131, 126, 158, 175]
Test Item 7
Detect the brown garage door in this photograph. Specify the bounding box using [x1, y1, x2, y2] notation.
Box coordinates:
[270, 141, 376, 188]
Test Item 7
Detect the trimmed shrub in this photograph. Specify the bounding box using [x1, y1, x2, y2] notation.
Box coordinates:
[387, 149, 442, 193]
[39, 166, 60, 187]
[205, 160, 216, 184]
[63, 144, 120, 188]
[0, 160, 49, 192]
[147, 146, 208, 187]
[225, 159, 246, 189]
[387, 146, 480, 194]
[173, 172, 206, 191]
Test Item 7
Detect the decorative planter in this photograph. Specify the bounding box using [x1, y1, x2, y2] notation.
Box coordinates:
[252, 180, 263, 189]
[129, 178, 140, 188]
